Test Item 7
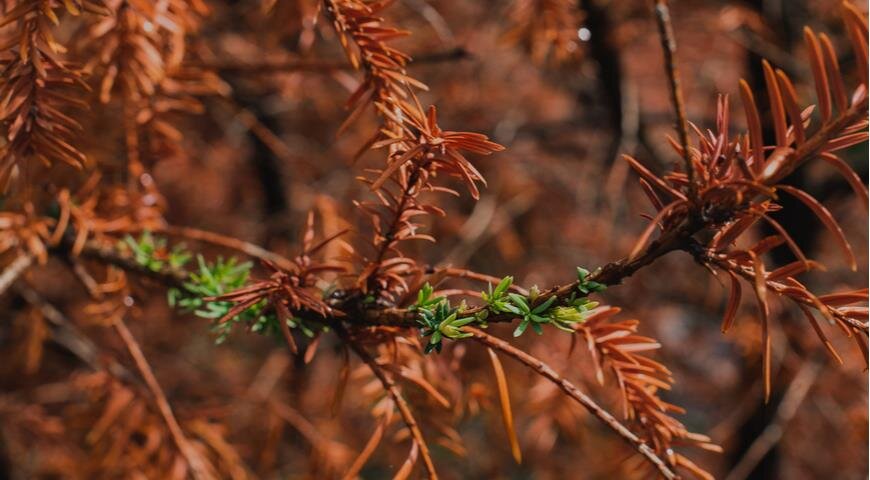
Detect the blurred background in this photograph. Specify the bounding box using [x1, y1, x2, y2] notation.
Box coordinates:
[1, 0, 867, 478]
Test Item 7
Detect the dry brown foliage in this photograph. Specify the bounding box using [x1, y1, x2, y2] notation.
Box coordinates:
[0, 0, 867, 479]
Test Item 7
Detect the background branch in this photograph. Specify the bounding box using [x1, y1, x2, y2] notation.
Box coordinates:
[0, 254, 33, 296]
[725, 359, 823, 480]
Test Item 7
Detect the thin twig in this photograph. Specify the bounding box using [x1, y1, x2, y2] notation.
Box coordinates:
[466, 327, 677, 479]
[267, 398, 352, 468]
[364, 163, 425, 294]
[13, 283, 133, 380]
[191, 47, 471, 74]
[770, 98, 868, 184]
[724, 359, 823, 480]
[75, 239, 189, 288]
[338, 327, 439, 479]
[653, 0, 696, 202]
[443, 192, 536, 267]
[113, 317, 214, 480]
[214, 96, 324, 173]
[707, 254, 869, 334]
[123, 99, 146, 192]
[154, 224, 297, 271]
[0, 254, 33, 296]
[66, 256, 104, 298]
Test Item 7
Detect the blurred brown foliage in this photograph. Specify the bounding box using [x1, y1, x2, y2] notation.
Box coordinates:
[0, 0, 867, 479]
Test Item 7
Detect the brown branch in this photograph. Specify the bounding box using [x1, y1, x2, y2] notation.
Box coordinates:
[466, 326, 677, 479]
[366, 217, 699, 326]
[50, 219, 690, 329]
[240, 353, 352, 469]
[653, 0, 695, 201]
[769, 97, 868, 184]
[214, 96, 325, 174]
[724, 359, 823, 480]
[337, 327, 439, 479]
[46, 198, 865, 342]
[123, 100, 146, 192]
[154, 224, 297, 271]
[113, 317, 214, 480]
[267, 398, 352, 467]
[192, 47, 471, 74]
[364, 166, 425, 294]
[707, 254, 869, 334]
[443, 193, 536, 267]
[74, 240, 189, 288]
[13, 283, 133, 381]
[0, 254, 34, 296]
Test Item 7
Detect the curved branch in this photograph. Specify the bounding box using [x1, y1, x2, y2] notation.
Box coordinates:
[337, 327, 439, 479]
[465, 326, 677, 479]
[113, 317, 214, 480]
[154, 225, 297, 271]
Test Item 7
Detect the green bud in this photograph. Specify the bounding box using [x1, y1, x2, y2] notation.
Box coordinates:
[550, 306, 584, 324]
